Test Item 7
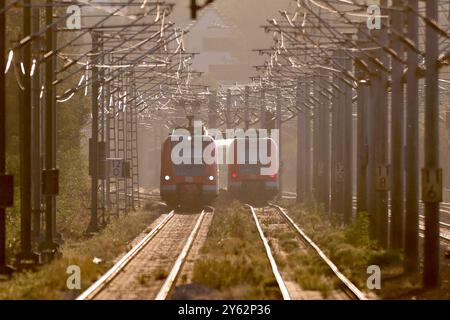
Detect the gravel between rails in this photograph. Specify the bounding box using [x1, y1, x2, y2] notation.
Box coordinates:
[94, 213, 201, 300]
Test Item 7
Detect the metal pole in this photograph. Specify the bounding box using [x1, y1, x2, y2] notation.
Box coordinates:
[115, 83, 122, 213]
[296, 79, 305, 203]
[130, 72, 140, 209]
[226, 89, 231, 128]
[355, 25, 368, 214]
[190, 0, 197, 19]
[31, 6, 42, 242]
[320, 71, 330, 212]
[423, 0, 441, 289]
[87, 32, 99, 234]
[330, 54, 342, 215]
[390, 0, 405, 250]
[333, 50, 345, 216]
[0, 0, 14, 276]
[124, 75, 131, 212]
[260, 88, 266, 129]
[99, 39, 106, 222]
[404, 0, 420, 273]
[40, 0, 58, 261]
[244, 86, 250, 130]
[343, 45, 353, 223]
[356, 82, 368, 214]
[16, 0, 39, 268]
[447, 95, 450, 203]
[51, 24, 61, 244]
[105, 63, 111, 210]
[373, 23, 389, 248]
[208, 91, 217, 129]
[276, 89, 282, 195]
[124, 75, 129, 211]
[367, 46, 377, 240]
[304, 81, 312, 203]
[153, 124, 159, 186]
[312, 77, 320, 202]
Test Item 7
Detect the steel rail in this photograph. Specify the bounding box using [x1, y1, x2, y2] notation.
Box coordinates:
[345, 197, 450, 244]
[347, 198, 450, 244]
[419, 218, 450, 243]
[76, 210, 175, 300]
[247, 205, 292, 300]
[155, 208, 211, 300]
[287, 195, 450, 236]
[270, 204, 367, 300]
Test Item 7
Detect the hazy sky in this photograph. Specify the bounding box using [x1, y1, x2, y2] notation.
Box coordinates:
[170, 0, 293, 40]
[168, 0, 293, 84]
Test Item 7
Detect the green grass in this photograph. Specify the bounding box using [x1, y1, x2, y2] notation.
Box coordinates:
[264, 221, 338, 297]
[279, 239, 298, 253]
[191, 196, 282, 300]
[284, 203, 450, 299]
[283, 203, 404, 293]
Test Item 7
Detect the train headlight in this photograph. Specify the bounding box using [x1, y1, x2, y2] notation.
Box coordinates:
[209, 175, 214, 181]
[164, 175, 171, 181]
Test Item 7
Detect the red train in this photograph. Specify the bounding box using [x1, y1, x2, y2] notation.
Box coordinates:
[160, 125, 218, 209]
[227, 136, 279, 203]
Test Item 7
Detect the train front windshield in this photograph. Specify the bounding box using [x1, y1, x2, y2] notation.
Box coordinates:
[239, 164, 261, 174]
[171, 138, 215, 177]
[173, 164, 205, 176]
[234, 138, 276, 171]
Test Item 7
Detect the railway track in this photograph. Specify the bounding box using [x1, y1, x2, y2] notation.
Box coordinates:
[282, 192, 450, 247]
[139, 192, 162, 200]
[418, 216, 450, 244]
[77, 207, 213, 300]
[247, 204, 367, 300]
[280, 192, 450, 246]
[345, 198, 450, 244]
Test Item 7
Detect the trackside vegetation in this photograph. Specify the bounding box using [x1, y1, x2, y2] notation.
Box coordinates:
[192, 196, 282, 299]
[0, 205, 161, 300]
[281, 200, 450, 300]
